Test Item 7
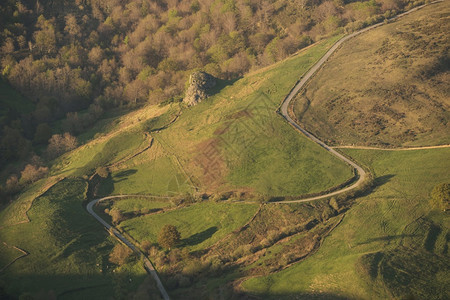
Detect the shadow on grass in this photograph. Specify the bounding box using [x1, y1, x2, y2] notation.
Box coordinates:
[373, 174, 395, 188]
[122, 208, 163, 220]
[357, 234, 418, 246]
[115, 169, 138, 178]
[0, 272, 150, 300]
[164, 260, 353, 300]
[208, 77, 242, 97]
[182, 226, 218, 247]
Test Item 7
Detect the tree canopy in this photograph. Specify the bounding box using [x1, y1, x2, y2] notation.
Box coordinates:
[158, 224, 181, 249]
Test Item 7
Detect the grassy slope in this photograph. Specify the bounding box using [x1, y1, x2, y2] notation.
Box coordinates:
[0, 178, 147, 298]
[243, 148, 450, 299]
[292, 1, 450, 147]
[158, 36, 353, 196]
[102, 153, 194, 196]
[111, 198, 173, 214]
[120, 202, 258, 251]
[95, 106, 195, 196]
[1, 37, 354, 296]
[48, 104, 195, 198]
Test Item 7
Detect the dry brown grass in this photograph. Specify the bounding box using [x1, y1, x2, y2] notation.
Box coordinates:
[292, 1, 450, 147]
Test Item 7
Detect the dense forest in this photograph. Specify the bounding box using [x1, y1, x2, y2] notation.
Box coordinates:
[0, 0, 424, 200]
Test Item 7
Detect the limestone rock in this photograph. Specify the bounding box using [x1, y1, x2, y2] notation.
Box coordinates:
[183, 71, 216, 106]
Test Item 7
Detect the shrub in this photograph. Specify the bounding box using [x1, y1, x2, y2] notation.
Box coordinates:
[46, 133, 78, 159]
[20, 164, 48, 184]
[96, 166, 109, 178]
[158, 224, 181, 249]
[33, 123, 52, 144]
[109, 244, 132, 265]
[177, 275, 191, 288]
[430, 183, 449, 211]
[109, 208, 124, 224]
[141, 240, 152, 253]
[5, 174, 20, 194]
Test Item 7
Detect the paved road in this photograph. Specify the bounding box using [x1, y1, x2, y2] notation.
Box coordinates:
[84, 5, 442, 297]
[334, 145, 450, 151]
[277, 2, 439, 203]
[87, 196, 170, 300]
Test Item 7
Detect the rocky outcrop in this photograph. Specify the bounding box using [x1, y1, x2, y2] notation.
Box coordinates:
[183, 71, 216, 106]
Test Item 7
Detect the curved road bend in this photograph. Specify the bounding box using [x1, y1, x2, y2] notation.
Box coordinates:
[87, 196, 170, 300]
[84, 4, 441, 296]
[277, 2, 439, 203]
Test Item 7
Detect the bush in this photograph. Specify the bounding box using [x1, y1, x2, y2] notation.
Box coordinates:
[109, 208, 124, 224]
[158, 224, 181, 249]
[96, 166, 109, 178]
[109, 244, 132, 265]
[430, 183, 449, 211]
[141, 240, 152, 253]
[33, 123, 52, 144]
[182, 259, 205, 276]
[20, 164, 48, 184]
[46, 133, 78, 159]
[5, 174, 20, 194]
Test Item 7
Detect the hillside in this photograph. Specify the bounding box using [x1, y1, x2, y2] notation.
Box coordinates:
[0, 0, 434, 170]
[243, 147, 450, 299]
[0, 34, 354, 299]
[0, 1, 449, 299]
[292, 1, 450, 147]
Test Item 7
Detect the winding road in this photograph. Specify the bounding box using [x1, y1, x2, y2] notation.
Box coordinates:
[84, 1, 443, 297]
[277, 1, 442, 203]
[87, 196, 170, 300]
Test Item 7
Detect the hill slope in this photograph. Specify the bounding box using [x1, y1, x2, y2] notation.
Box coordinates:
[243, 147, 450, 299]
[292, 1, 450, 147]
[0, 35, 353, 298]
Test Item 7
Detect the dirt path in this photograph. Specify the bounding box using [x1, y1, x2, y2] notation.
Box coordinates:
[86, 196, 170, 300]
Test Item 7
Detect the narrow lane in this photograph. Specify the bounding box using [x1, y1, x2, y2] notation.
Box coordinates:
[277, 1, 439, 203]
[87, 196, 170, 300]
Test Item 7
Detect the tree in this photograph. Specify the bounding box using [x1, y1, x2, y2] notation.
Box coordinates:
[46, 133, 78, 159]
[96, 167, 109, 178]
[64, 14, 81, 42]
[158, 225, 181, 249]
[5, 174, 20, 194]
[430, 183, 449, 211]
[109, 243, 132, 265]
[109, 208, 124, 224]
[33, 15, 57, 55]
[0, 126, 31, 164]
[20, 164, 48, 184]
[34, 123, 52, 144]
[88, 46, 104, 65]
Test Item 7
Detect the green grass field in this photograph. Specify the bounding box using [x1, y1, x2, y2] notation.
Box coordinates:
[90, 35, 354, 198]
[157, 35, 353, 196]
[119, 201, 259, 251]
[100, 155, 194, 196]
[292, 1, 450, 147]
[243, 148, 450, 299]
[0, 35, 355, 298]
[2, 4, 448, 297]
[110, 197, 173, 214]
[0, 178, 148, 298]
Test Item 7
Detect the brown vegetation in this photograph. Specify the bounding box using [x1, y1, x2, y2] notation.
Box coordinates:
[292, 2, 450, 146]
[109, 243, 132, 266]
[46, 133, 78, 159]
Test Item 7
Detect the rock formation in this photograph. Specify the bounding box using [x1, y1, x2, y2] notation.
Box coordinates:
[183, 71, 216, 106]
